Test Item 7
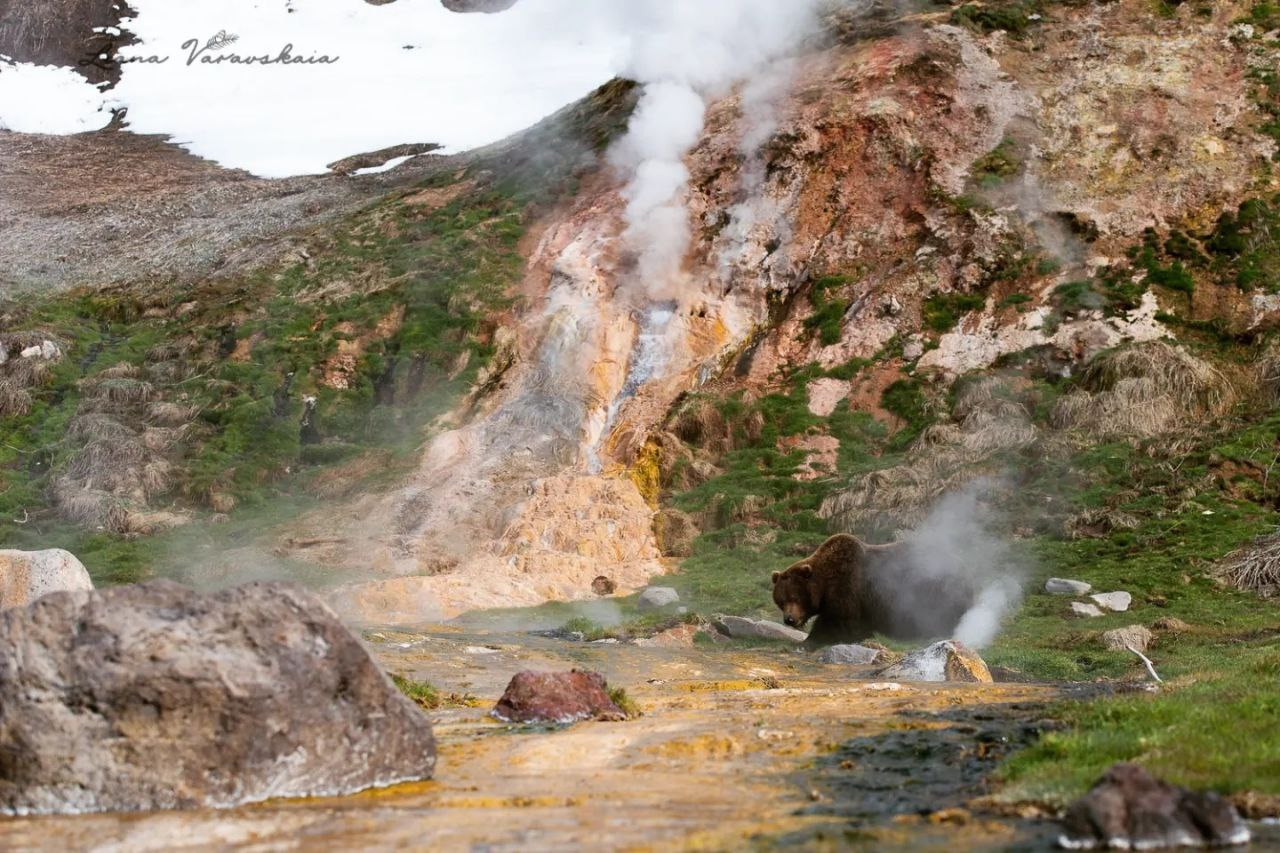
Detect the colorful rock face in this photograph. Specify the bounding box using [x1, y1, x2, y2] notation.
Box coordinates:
[876, 640, 993, 683]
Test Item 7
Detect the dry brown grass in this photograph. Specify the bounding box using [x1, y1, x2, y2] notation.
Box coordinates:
[1215, 530, 1280, 598]
[52, 478, 131, 534]
[822, 377, 1036, 533]
[146, 400, 196, 427]
[0, 379, 33, 418]
[67, 414, 136, 443]
[96, 362, 143, 380]
[1051, 342, 1237, 439]
[80, 377, 155, 407]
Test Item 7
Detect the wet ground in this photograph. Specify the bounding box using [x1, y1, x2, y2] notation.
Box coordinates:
[4, 624, 1275, 851]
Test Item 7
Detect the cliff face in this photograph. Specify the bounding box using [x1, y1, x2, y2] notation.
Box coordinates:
[323, 0, 1280, 620]
[2, 0, 1278, 621]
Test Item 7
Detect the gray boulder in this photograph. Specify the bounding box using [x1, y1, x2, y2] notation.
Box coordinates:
[1059, 763, 1248, 849]
[816, 644, 884, 665]
[0, 548, 93, 610]
[0, 580, 435, 815]
[1045, 578, 1092, 595]
[1103, 625, 1154, 653]
[875, 640, 992, 683]
[712, 615, 807, 643]
[1071, 601, 1104, 618]
[637, 586, 680, 611]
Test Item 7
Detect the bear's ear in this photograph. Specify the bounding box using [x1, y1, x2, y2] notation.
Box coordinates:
[771, 571, 781, 584]
[794, 564, 812, 577]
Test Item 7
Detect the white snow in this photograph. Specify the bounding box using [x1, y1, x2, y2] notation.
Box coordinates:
[1, 0, 627, 177]
[0, 61, 113, 134]
[352, 154, 417, 176]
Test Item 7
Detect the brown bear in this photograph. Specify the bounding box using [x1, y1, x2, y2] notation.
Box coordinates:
[771, 533, 977, 646]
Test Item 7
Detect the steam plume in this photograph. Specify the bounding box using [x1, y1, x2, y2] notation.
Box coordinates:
[605, 0, 825, 299]
[901, 479, 1027, 649]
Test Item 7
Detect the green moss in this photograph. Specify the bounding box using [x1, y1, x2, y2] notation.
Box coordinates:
[390, 674, 442, 710]
[803, 275, 853, 346]
[951, 0, 1043, 35]
[923, 291, 987, 333]
[972, 138, 1022, 186]
[608, 685, 643, 719]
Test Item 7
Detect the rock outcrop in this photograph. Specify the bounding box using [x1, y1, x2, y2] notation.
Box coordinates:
[0, 548, 93, 610]
[816, 644, 884, 665]
[492, 669, 626, 724]
[0, 580, 435, 815]
[876, 640, 992, 683]
[1058, 763, 1249, 850]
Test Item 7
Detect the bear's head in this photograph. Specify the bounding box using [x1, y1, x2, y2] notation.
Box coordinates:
[771, 561, 820, 629]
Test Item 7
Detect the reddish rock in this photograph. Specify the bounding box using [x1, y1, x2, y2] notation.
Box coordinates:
[492, 670, 626, 724]
[1059, 763, 1249, 850]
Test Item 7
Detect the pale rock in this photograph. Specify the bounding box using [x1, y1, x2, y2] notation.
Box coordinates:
[875, 640, 992, 683]
[1091, 591, 1132, 612]
[712, 615, 807, 643]
[1046, 577, 1092, 595]
[0, 549, 93, 610]
[1102, 625, 1153, 652]
[817, 644, 884, 665]
[637, 587, 680, 611]
[806, 378, 850, 417]
[1071, 602, 1105, 618]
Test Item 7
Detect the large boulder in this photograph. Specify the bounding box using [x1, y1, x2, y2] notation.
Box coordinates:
[876, 640, 993, 683]
[1059, 763, 1249, 849]
[492, 670, 626, 724]
[0, 580, 435, 815]
[0, 548, 93, 610]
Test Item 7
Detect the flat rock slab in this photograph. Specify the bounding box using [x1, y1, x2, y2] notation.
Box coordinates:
[1102, 625, 1154, 653]
[637, 587, 680, 611]
[712, 615, 807, 643]
[1090, 591, 1132, 612]
[1045, 578, 1092, 595]
[876, 640, 992, 683]
[1071, 602, 1104, 618]
[492, 670, 625, 724]
[0, 580, 435, 816]
[0, 548, 93, 610]
[1059, 763, 1249, 849]
[817, 644, 885, 665]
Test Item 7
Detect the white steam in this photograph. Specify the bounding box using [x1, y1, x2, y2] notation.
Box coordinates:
[901, 479, 1026, 649]
[604, 0, 825, 298]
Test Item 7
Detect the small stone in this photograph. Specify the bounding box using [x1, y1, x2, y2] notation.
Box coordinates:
[875, 640, 992, 683]
[636, 587, 680, 611]
[1091, 591, 1132, 612]
[1059, 763, 1249, 850]
[1071, 602, 1104, 618]
[1102, 625, 1154, 652]
[902, 339, 925, 360]
[816, 644, 884, 665]
[1152, 616, 1191, 633]
[0, 549, 94, 610]
[1045, 578, 1092, 596]
[712, 615, 807, 643]
[491, 669, 625, 724]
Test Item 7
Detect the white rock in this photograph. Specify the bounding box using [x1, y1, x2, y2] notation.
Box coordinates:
[0, 549, 94, 610]
[1071, 602, 1104, 618]
[712, 615, 807, 643]
[875, 640, 992, 683]
[637, 586, 680, 611]
[1046, 578, 1092, 595]
[1091, 591, 1132, 612]
[806, 378, 850, 417]
[817, 644, 884, 665]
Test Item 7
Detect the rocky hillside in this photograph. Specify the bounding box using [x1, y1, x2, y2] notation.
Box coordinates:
[2, 0, 1280, 813]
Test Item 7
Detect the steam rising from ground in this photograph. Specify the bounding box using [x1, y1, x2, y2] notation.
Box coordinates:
[605, 0, 825, 300]
[901, 479, 1027, 648]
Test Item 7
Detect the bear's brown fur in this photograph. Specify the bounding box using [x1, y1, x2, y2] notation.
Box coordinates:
[771, 533, 976, 646]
